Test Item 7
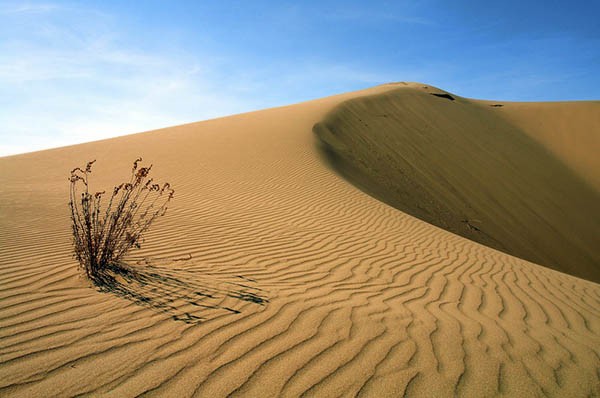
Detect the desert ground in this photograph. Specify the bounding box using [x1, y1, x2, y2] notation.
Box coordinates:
[1, 82, 599, 397]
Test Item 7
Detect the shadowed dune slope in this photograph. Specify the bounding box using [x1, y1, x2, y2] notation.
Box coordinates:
[314, 84, 600, 282]
[484, 99, 600, 191]
[1, 83, 599, 397]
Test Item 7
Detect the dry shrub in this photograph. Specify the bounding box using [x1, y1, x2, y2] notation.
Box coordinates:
[69, 158, 174, 281]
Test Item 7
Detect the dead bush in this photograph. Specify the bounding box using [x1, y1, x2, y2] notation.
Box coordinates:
[68, 158, 174, 281]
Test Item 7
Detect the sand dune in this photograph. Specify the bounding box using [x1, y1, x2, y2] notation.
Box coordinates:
[315, 83, 600, 282]
[1, 83, 599, 397]
[487, 99, 600, 191]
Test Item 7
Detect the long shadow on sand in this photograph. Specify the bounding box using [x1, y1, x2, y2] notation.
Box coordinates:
[91, 257, 268, 324]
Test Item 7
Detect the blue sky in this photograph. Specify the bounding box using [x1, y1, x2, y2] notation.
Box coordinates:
[1, 1, 599, 156]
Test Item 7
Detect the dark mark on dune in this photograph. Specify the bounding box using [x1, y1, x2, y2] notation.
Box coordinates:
[236, 275, 257, 282]
[461, 219, 481, 232]
[431, 93, 455, 101]
[490, 104, 504, 107]
[173, 313, 202, 323]
[228, 291, 269, 305]
[195, 292, 215, 298]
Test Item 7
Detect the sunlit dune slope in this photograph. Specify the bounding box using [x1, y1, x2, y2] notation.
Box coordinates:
[314, 83, 600, 282]
[1, 83, 599, 397]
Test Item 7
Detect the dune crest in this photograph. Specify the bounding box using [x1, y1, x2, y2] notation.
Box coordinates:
[1, 83, 599, 397]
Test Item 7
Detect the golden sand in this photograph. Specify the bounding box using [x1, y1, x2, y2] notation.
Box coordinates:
[1, 83, 598, 397]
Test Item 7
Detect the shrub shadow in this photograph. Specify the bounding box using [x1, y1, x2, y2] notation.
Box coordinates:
[91, 256, 268, 324]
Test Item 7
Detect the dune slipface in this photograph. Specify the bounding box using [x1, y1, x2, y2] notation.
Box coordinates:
[315, 84, 600, 282]
[1, 83, 599, 397]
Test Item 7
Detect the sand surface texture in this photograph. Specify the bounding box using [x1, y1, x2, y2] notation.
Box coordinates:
[1, 83, 599, 397]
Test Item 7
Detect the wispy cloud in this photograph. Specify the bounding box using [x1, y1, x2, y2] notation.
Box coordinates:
[0, 2, 58, 14]
[1, 2, 414, 156]
[0, 3, 255, 155]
